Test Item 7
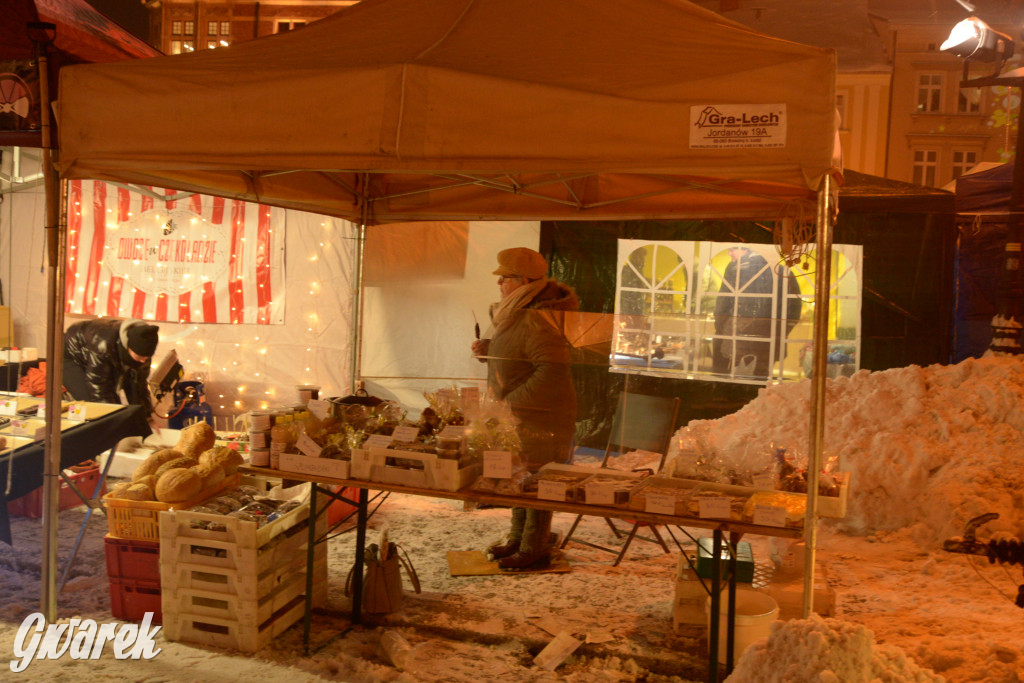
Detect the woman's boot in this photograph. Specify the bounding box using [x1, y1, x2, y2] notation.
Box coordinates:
[487, 507, 526, 560]
[499, 509, 553, 571]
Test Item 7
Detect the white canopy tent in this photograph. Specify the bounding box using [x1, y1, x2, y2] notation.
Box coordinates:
[52, 0, 840, 628]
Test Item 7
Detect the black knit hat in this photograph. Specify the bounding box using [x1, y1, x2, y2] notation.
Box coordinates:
[126, 324, 159, 357]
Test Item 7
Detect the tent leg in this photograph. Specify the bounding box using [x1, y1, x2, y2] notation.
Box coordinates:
[802, 174, 834, 618]
[31, 23, 67, 623]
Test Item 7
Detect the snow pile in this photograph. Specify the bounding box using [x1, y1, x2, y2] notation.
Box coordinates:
[674, 356, 1024, 547]
[725, 614, 945, 683]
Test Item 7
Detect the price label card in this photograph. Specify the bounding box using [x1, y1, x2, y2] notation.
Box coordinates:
[438, 424, 466, 440]
[390, 425, 419, 443]
[752, 504, 787, 528]
[296, 433, 323, 458]
[584, 482, 616, 506]
[460, 386, 480, 407]
[364, 434, 392, 449]
[537, 479, 567, 501]
[307, 398, 331, 420]
[0, 399, 18, 416]
[482, 450, 513, 479]
[645, 492, 676, 515]
[751, 473, 776, 490]
[68, 404, 87, 421]
[698, 496, 731, 519]
[9, 419, 31, 437]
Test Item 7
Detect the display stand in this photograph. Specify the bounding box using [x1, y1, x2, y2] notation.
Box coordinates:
[241, 465, 800, 682]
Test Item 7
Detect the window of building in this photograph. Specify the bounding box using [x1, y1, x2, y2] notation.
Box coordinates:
[957, 89, 981, 113]
[171, 21, 183, 36]
[220, 21, 231, 36]
[184, 21, 195, 36]
[183, 40, 195, 53]
[612, 240, 862, 384]
[916, 73, 943, 113]
[208, 21, 218, 36]
[277, 20, 307, 33]
[207, 40, 218, 50]
[912, 149, 939, 186]
[952, 150, 978, 179]
[170, 40, 182, 55]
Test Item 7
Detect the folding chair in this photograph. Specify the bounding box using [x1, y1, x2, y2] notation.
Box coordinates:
[560, 391, 680, 565]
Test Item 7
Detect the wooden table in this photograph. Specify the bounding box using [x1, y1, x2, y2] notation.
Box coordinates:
[240, 465, 801, 682]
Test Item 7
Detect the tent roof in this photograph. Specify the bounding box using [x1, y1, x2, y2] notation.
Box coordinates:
[56, 0, 839, 224]
[954, 162, 1013, 215]
[1, 0, 159, 64]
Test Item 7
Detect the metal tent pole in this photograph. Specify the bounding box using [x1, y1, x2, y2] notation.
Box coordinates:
[30, 21, 65, 621]
[802, 173, 834, 618]
[350, 174, 369, 394]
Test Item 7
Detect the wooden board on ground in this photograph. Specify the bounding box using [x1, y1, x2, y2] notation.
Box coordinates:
[447, 550, 571, 576]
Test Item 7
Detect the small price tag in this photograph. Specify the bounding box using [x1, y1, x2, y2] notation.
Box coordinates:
[296, 433, 323, 458]
[364, 434, 392, 449]
[0, 398, 18, 416]
[482, 450, 513, 479]
[699, 496, 731, 519]
[752, 504, 787, 528]
[751, 473, 776, 490]
[645, 492, 676, 515]
[460, 386, 480, 408]
[68, 404, 87, 421]
[584, 482, 615, 506]
[9, 419, 31, 437]
[438, 424, 466, 440]
[307, 398, 331, 420]
[537, 479, 567, 501]
[391, 425, 419, 443]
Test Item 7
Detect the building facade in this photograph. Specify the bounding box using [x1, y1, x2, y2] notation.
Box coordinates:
[143, 1, 355, 55]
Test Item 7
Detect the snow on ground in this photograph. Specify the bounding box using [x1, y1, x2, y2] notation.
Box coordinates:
[0, 356, 1022, 682]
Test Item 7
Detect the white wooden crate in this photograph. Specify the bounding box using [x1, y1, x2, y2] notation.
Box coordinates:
[162, 543, 326, 601]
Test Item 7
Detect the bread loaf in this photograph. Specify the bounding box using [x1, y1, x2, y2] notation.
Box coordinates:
[109, 481, 132, 498]
[175, 422, 216, 460]
[132, 448, 185, 481]
[198, 445, 245, 475]
[154, 456, 198, 481]
[136, 474, 157, 492]
[123, 482, 155, 501]
[155, 468, 202, 503]
[190, 462, 226, 489]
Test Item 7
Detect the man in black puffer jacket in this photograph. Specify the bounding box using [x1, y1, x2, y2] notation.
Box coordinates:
[63, 317, 159, 417]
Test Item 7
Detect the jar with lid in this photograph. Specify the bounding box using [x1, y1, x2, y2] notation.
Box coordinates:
[269, 413, 296, 468]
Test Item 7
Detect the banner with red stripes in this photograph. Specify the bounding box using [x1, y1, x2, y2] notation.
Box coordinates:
[64, 180, 285, 324]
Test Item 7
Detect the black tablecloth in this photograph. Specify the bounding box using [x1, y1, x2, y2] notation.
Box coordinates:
[0, 404, 151, 544]
[0, 359, 44, 392]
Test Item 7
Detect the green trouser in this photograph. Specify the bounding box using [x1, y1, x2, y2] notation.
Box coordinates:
[519, 508, 553, 555]
[487, 507, 527, 559]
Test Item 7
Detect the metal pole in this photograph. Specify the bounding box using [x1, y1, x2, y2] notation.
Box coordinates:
[802, 174, 834, 618]
[30, 21, 65, 622]
[350, 174, 368, 395]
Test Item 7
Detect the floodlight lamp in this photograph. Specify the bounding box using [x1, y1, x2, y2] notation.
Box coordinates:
[941, 17, 1014, 63]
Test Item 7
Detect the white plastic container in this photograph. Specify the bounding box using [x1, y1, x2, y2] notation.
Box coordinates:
[706, 589, 779, 665]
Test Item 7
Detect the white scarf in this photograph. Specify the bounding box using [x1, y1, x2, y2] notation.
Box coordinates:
[484, 279, 548, 337]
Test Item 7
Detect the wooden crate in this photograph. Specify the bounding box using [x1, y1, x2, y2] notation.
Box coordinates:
[367, 447, 480, 492]
[278, 451, 350, 480]
[162, 593, 309, 653]
[162, 543, 326, 601]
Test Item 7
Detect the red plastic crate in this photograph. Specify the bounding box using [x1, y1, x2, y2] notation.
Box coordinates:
[7, 467, 107, 519]
[108, 577, 162, 624]
[104, 535, 160, 582]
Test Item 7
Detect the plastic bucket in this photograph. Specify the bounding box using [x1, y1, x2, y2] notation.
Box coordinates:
[706, 589, 779, 665]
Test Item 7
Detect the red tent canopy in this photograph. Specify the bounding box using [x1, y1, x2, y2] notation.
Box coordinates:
[1, 0, 160, 147]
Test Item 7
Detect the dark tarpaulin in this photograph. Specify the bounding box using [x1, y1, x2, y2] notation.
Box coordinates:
[955, 163, 1013, 214]
[543, 171, 957, 448]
